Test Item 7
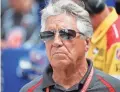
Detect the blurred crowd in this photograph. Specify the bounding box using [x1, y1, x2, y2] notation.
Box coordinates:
[1, 1, 49, 91]
[1, 0, 49, 49]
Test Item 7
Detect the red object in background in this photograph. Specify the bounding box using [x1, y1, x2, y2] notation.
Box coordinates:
[6, 28, 25, 48]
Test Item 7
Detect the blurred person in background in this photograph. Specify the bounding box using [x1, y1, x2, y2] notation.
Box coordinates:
[20, 1, 120, 92]
[1, 0, 9, 15]
[73, 0, 120, 79]
[1, 0, 39, 48]
[115, 0, 120, 14]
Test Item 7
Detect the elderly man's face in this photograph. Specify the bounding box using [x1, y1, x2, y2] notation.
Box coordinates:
[44, 13, 87, 68]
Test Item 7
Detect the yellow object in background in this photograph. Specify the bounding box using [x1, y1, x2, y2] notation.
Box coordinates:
[87, 8, 120, 79]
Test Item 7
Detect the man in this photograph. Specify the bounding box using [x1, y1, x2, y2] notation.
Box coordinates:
[20, 0, 120, 92]
[49, 0, 120, 79]
[78, 0, 120, 80]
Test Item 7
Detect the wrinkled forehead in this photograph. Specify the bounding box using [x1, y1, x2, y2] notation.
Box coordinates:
[46, 13, 76, 22]
[45, 13, 77, 30]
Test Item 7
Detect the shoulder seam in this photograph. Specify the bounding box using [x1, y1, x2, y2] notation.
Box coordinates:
[96, 75, 115, 92]
[27, 78, 43, 92]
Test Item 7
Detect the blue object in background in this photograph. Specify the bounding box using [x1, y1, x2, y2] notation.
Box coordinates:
[2, 48, 30, 92]
[16, 47, 48, 81]
[106, 0, 115, 6]
[2, 45, 48, 92]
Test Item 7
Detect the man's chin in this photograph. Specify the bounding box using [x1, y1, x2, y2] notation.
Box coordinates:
[51, 58, 71, 67]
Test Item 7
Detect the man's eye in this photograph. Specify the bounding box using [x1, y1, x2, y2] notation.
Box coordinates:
[60, 29, 76, 40]
[40, 31, 54, 41]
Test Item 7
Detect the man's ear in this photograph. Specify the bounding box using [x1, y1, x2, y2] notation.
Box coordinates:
[85, 38, 90, 52]
[86, 38, 90, 45]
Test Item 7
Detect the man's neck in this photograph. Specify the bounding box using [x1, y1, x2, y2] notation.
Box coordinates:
[52, 59, 88, 89]
[92, 6, 111, 30]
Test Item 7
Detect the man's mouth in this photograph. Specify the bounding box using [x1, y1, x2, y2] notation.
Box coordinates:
[53, 52, 66, 55]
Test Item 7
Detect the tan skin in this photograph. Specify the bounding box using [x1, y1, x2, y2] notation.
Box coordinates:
[90, 6, 110, 30]
[44, 13, 89, 89]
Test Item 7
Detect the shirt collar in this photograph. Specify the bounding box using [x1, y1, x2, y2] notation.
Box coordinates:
[41, 59, 93, 91]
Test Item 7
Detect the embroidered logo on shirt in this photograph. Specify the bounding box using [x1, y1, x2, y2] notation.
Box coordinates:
[116, 64, 120, 72]
[93, 48, 99, 55]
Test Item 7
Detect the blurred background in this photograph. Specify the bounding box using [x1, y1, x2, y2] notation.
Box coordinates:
[1, 0, 119, 92]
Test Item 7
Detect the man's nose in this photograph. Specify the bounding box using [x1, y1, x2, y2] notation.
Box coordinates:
[52, 32, 63, 47]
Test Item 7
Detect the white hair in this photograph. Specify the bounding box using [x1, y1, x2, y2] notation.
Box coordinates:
[41, 0, 93, 38]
